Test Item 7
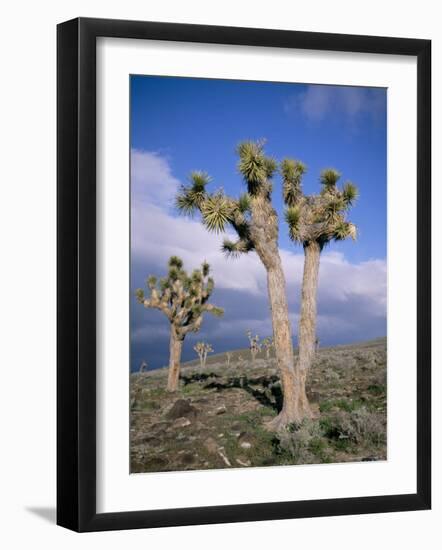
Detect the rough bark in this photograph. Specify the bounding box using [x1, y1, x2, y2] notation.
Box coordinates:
[265, 261, 312, 430]
[249, 195, 312, 430]
[167, 328, 183, 392]
[298, 241, 321, 374]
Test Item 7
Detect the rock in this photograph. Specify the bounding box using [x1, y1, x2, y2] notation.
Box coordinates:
[217, 447, 232, 467]
[204, 437, 219, 454]
[173, 416, 191, 428]
[166, 399, 198, 420]
[238, 432, 253, 449]
[215, 405, 227, 415]
[236, 457, 251, 467]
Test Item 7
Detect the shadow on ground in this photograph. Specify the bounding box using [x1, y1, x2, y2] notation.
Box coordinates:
[181, 372, 282, 412]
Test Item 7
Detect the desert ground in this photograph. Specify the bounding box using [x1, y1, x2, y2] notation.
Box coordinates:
[130, 338, 387, 473]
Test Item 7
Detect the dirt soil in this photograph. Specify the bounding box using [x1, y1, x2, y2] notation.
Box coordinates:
[130, 338, 387, 473]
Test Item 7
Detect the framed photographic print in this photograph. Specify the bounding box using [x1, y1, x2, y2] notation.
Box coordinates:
[57, 17, 431, 532]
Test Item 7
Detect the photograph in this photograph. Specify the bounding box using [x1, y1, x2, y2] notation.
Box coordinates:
[129, 75, 387, 473]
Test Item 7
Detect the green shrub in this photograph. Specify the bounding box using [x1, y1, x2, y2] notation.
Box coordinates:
[276, 420, 330, 464]
[320, 407, 386, 447]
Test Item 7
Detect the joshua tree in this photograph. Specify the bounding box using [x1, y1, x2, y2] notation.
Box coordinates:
[246, 330, 261, 365]
[194, 341, 214, 371]
[139, 360, 149, 373]
[282, 160, 358, 391]
[136, 256, 223, 392]
[176, 140, 309, 429]
[262, 337, 273, 359]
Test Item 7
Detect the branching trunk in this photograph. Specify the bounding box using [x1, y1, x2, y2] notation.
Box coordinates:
[298, 241, 321, 374]
[249, 196, 312, 430]
[167, 328, 183, 392]
[264, 258, 312, 430]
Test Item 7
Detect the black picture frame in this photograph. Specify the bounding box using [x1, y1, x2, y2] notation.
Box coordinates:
[57, 17, 431, 532]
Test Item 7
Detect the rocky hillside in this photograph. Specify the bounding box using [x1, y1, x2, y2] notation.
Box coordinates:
[130, 338, 387, 473]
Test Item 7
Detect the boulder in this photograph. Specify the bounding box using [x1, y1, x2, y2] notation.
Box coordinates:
[166, 399, 198, 420]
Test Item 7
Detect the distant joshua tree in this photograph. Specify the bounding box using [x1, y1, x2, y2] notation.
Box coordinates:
[194, 341, 214, 370]
[139, 360, 149, 373]
[246, 330, 261, 365]
[282, 160, 358, 400]
[262, 337, 274, 359]
[136, 256, 223, 392]
[176, 141, 306, 430]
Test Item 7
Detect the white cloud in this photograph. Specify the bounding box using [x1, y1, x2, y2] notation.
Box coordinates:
[131, 150, 386, 337]
[132, 201, 266, 294]
[285, 85, 385, 123]
[131, 149, 181, 209]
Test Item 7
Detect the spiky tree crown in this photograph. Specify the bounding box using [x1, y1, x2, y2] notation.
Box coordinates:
[176, 140, 279, 259]
[246, 330, 261, 351]
[194, 342, 214, 355]
[282, 162, 358, 248]
[136, 256, 223, 338]
[261, 336, 273, 349]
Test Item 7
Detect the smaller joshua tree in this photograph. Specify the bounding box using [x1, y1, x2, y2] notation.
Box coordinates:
[246, 330, 261, 365]
[261, 337, 274, 359]
[194, 341, 214, 371]
[136, 256, 223, 392]
[139, 360, 149, 374]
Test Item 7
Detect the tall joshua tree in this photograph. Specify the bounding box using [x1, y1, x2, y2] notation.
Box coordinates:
[136, 256, 223, 392]
[282, 160, 358, 388]
[176, 140, 309, 430]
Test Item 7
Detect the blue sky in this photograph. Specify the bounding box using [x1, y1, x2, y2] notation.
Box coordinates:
[130, 75, 387, 371]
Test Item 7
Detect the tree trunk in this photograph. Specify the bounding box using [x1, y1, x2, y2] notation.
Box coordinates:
[265, 259, 312, 431]
[298, 240, 321, 374]
[248, 195, 312, 430]
[167, 328, 183, 392]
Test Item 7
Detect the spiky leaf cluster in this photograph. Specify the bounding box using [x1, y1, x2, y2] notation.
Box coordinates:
[175, 140, 280, 260]
[175, 172, 211, 216]
[281, 158, 306, 207]
[237, 140, 276, 197]
[261, 337, 273, 350]
[246, 330, 261, 355]
[282, 162, 358, 247]
[136, 256, 223, 338]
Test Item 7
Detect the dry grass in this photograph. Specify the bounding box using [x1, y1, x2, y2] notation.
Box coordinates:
[130, 338, 387, 472]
